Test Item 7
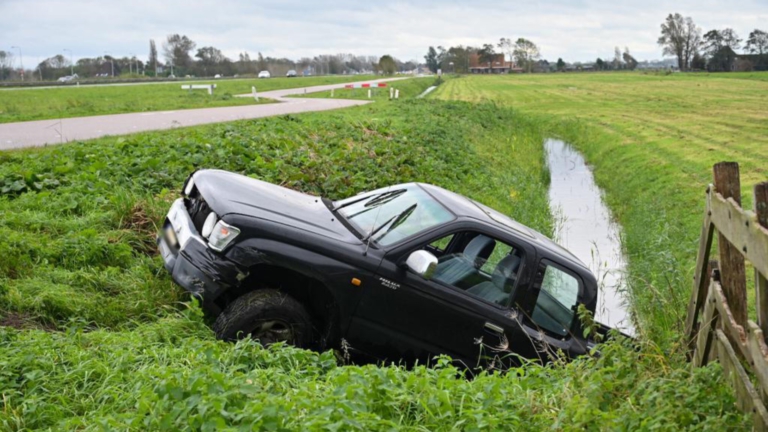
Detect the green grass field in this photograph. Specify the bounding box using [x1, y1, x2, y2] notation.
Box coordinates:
[435, 71, 768, 343]
[0, 75, 377, 124]
[0, 86, 746, 429]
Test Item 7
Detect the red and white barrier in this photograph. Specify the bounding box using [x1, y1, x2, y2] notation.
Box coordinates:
[344, 82, 388, 89]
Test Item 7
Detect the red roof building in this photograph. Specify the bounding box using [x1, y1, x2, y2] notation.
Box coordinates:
[469, 53, 522, 74]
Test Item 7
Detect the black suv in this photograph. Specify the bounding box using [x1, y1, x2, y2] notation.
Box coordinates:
[158, 170, 610, 366]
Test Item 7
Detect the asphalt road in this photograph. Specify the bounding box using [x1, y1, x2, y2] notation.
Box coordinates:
[0, 78, 407, 150]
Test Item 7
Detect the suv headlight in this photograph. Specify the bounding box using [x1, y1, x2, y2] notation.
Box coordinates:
[208, 220, 240, 252]
[202, 212, 218, 238]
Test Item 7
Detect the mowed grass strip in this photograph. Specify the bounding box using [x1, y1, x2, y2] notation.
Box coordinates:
[0, 75, 378, 123]
[298, 76, 439, 101]
[0, 99, 746, 430]
[435, 72, 768, 343]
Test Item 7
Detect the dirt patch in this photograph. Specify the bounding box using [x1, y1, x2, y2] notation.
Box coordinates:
[122, 201, 159, 256]
[124, 202, 156, 234]
[0, 311, 55, 331]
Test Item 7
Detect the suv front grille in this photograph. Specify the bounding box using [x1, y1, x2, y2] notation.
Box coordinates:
[184, 190, 212, 235]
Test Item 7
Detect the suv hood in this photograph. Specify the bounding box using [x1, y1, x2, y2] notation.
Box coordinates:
[192, 170, 359, 243]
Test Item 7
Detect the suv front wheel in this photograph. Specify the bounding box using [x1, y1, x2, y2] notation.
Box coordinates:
[213, 289, 313, 347]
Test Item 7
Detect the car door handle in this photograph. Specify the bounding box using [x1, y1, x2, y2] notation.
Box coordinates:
[484, 322, 504, 335]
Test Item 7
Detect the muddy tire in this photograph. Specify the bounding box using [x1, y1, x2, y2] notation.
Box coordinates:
[213, 289, 313, 347]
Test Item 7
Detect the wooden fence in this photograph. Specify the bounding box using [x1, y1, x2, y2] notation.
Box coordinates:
[685, 162, 768, 430]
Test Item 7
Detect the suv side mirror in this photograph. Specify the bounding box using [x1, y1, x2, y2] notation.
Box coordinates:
[405, 250, 438, 280]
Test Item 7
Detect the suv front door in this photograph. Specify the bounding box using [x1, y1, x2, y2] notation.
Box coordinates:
[347, 229, 540, 367]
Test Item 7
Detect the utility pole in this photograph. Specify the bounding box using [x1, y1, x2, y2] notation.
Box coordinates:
[129, 53, 136, 75]
[104, 51, 114, 77]
[11, 46, 23, 81]
[63, 49, 74, 75]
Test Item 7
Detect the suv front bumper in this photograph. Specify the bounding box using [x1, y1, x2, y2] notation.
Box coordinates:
[157, 199, 243, 316]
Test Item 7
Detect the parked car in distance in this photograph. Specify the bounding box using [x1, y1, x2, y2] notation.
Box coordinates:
[158, 170, 617, 368]
[214, 74, 222, 79]
[258, 70, 271, 78]
[57, 74, 79, 83]
[286, 69, 297, 77]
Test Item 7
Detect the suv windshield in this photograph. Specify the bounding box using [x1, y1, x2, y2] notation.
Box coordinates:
[336, 185, 454, 246]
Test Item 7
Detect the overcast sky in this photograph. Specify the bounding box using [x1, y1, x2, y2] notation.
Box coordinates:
[2, 0, 767, 66]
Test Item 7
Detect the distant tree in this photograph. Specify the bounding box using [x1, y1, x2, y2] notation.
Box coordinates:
[0, 50, 13, 80]
[75, 57, 103, 77]
[596, 58, 605, 70]
[195, 47, 228, 76]
[512, 38, 541, 73]
[703, 29, 741, 71]
[424, 47, 439, 73]
[611, 46, 622, 70]
[745, 29, 768, 55]
[163, 34, 196, 69]
[477, 44, 496, 72]
[657, 13, 702, 71]
[442, 45, 472, 73]
[435, 46, 448, 70]
[195, 47, 227, 64]
[745, 29, 768, 71]
[556, 57, 566, 72]
[623, 47, 638, 70]
[149, 39, 158, 75]
[256, 52, 268, 72]
[378, 55, 396, 75]
[36, 54, 70, 80]
[498, 38, 514, 66]
[702, 29, 741, 56]
[691, 52, 707, 70]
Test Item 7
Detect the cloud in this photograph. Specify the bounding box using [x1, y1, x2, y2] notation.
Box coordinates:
[2, 0, 766, 65]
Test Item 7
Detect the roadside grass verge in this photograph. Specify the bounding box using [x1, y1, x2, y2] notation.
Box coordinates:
[297, 76, 439, 101]
[0, 75, 377, 123]
[0, 100, 550, 330]
[434, 72, 768, 345]
[0, 99, 746, 429]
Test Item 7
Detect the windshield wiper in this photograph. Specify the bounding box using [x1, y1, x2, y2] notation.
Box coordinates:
[363, 203, 417, 243]
[331, 188, 406, 212]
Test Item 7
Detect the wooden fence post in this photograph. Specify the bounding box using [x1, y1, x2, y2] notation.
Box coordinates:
[756, 182, 768, 335]
[714, 162, 748, 328]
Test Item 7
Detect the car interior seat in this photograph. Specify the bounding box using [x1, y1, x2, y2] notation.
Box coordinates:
[432, 235, 495, 287]
[466, 254, 521, 305]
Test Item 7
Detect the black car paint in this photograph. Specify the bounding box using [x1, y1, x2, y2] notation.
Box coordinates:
[162, 169, 601, 366]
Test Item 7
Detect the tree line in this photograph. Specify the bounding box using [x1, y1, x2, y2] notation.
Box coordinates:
[424, 39, 639, 74]
[0, 34, 416, 81]
[658, 13, 767, 72]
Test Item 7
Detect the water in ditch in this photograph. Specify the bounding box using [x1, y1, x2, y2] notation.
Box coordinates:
[545, 139, 634, 335]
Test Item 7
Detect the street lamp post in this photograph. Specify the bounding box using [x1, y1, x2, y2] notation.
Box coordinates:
[63, 49, 74, 76]
[10, 46, 23, 81]
[129, 53, 135, 75]
[104, 52, 114, 77]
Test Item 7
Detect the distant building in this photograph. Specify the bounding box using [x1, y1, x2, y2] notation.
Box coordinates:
[468, 54, 522, 74]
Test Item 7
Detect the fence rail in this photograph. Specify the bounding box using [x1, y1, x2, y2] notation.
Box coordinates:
[685, 162, 768, 430]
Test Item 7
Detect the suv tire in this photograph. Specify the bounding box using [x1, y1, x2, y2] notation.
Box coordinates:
[213, 289, 313, 347]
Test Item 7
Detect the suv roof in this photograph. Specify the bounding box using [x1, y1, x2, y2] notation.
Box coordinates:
[418, 183, 588, 271]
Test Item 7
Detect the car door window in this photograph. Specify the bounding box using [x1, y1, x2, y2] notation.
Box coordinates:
[429, 232, 522, 307]
[531, 265, 580, 336]
[428, 234, 454, 255]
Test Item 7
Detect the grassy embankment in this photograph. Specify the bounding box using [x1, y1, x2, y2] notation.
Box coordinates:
[0, 75, 377, 124]
[435, 71, 768, 345]
[0, 90, 745, 428]
[299, 76, 439, 101]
